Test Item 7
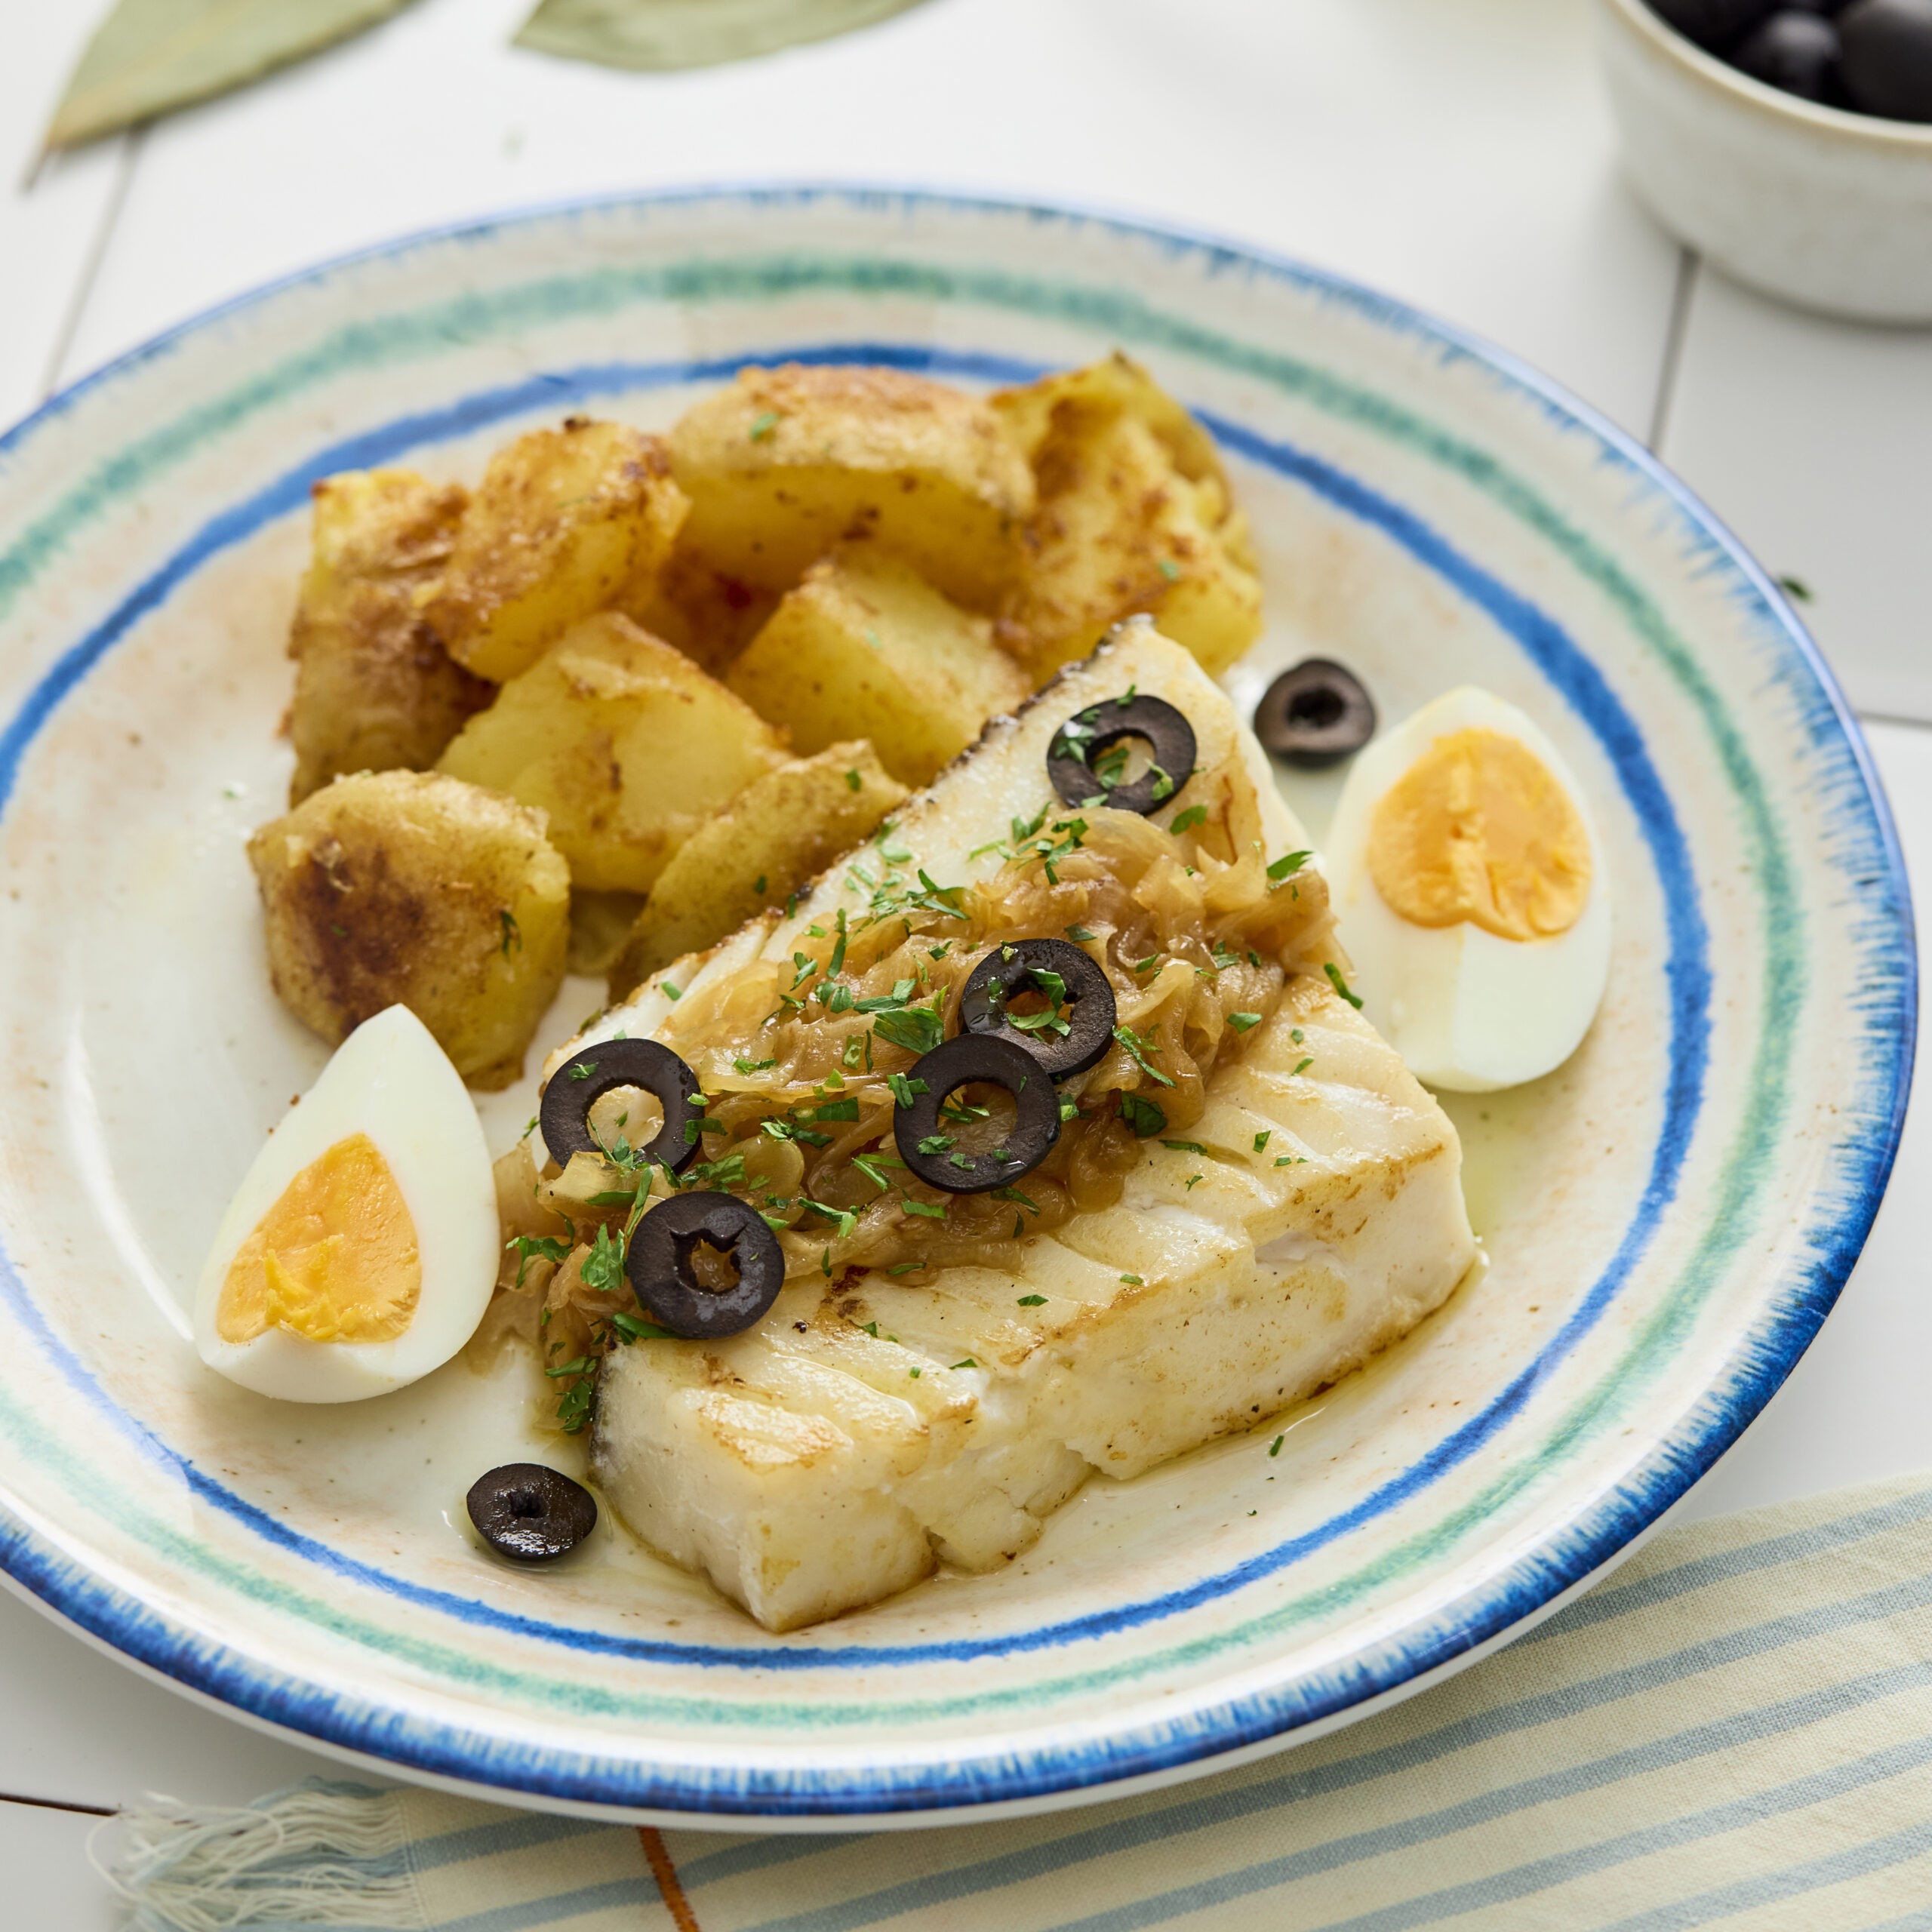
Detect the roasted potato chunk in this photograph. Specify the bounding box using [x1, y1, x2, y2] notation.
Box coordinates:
[667, 364, 1035, 610]
[726, 546, 1029, 788]
[248, 771, 569, 1088]
[622, 539, 778, 675]
[436, 611, 787, 894]
[285, 469, 492, 803]
[993, 355, 1263, 678]
[425, 418, 688, 683]
[609, 742, 909, 997]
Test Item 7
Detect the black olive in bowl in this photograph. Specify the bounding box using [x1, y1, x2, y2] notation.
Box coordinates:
[1840, 0, 1932, 120]
[1734, 10, 1843, 98]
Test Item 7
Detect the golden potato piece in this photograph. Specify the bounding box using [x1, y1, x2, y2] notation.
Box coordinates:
[992, 355, 1263, 679]
[622, 539, 778, 675]
[248, 771, 569, 1088]
[436, 611, 787, 894]
[667, 364, 1034, 610]
[726, 546, 1029, 789]
[609, 741, 909, 998]
[425, 418, 688, 683]
[992, 351, 1225, 482]
[285, 469, 493, 804]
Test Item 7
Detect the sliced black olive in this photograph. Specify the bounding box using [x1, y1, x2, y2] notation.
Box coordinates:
[1048, 694, 1197, 816]
[959, 937, 1115, 1080]
[1254, 659, 1377, 768]
[893, 1034, 1060, 1194]
[467, 1463, 597, 1564]
[626, 1191, 786, 1340]
[540, 1038, 701, 1173]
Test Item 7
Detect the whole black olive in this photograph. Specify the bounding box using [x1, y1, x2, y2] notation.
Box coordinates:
[893, 1034, 1061, 1194]
[1254, 660, 1377, 768]
[1734, 10, 1841, 96]
[959, 938, 1116, 1080]
[1839, 0, 1932, 118]
[540, 1038, 701, 1174]
[1047, 694, 1197, 817]
[1646, 0, 1777, 46]
[626, 1192, 786, 1340]
[467, 1463, 598, 1563]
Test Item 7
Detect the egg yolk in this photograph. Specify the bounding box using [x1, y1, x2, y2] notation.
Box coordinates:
[1367, 727, 1591, 942]
[217, 1132, 420, 1346]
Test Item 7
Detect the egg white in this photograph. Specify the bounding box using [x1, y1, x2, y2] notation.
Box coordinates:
[1323, 686, 1612, 1094]
[192, 1005, 499, 1401]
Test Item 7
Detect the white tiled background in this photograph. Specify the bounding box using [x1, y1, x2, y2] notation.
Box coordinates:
[3, 0, 1927, 1917]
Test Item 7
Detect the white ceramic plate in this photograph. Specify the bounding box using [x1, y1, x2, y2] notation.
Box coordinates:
[0, 187, 1911, 1826]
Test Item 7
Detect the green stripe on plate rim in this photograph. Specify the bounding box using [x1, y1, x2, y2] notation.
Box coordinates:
[0, 245, 1799, 1725]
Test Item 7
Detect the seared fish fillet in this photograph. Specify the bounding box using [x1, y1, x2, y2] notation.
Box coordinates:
[561, 624, 1476, 1630]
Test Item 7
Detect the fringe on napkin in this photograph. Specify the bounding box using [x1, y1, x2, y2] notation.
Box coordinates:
[97, 1780, 421, 1930]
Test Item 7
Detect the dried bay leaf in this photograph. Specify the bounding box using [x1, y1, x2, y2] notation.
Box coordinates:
[514, 0, 931, 72]
[45, 0, 422, 152]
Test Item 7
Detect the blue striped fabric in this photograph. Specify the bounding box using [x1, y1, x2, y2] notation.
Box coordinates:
[110, 1473, 1932, 1930]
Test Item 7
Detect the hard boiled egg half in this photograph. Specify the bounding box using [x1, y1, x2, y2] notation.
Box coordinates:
[1324, 686, 1611, 1093]
[194, 1005, 498, 1401]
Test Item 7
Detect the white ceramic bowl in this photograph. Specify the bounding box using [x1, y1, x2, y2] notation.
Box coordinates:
[1596, 0, 1932, 321]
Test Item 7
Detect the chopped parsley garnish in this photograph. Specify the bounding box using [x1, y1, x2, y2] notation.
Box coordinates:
[1120, 1274, 1143, 1285]
[568, 1061, 596, 1081]
[1161, 1139, 1210, 1156]
[1275, 1154, 1305, 1168]
[812, 1096, 860, 1121]
[660, 981, 681, 1001]
[1065, 924, 1097, 943]
[1112, 1024, 1177, 1088]
[498, 909, 521, 957]
[992, 1186, 1040, 1214]
[1119, 1091, 1168, 1137]
[873, 1003, 944, 1057]
[1324, 962, 1364, 1009]
[579, 1223, 626, 1295]
[734, 1055, 778, 1075]
[1170, 804, 1208, 835]
[902, 1198, 948, 1220]
[1269, 1434, 1285, 1457]
[611, 1312, 679, 1343]
[801, 1198, 858, 1239]
[950, 1359, 978, 1371]
[1290, 1029, 1305, 1044]
[1293, 1057, 1315, 1076]
[1253, 1131, 1272, 1153]
[1227, 1011, 1263, 1033]
[1267, 849, 1313, 883]
[1157, 558, 1180, 582]
[887, 1072, 929, 1109]
[752, 874, 767, 896]
[1185, 1173, 1204, 1190]
[748, 409, 781, 441]
[851, 1152, 901, 1190]
[888, 1263, 924, 1276]
[845, 768, 863, 791]
[506, 1233, 570, 1287]
[916, 1133, 955, 1155]
[1017, 1294, 1048, 1306]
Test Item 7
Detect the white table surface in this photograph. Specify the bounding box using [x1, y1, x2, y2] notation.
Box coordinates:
[4, 0, 1927, 1916]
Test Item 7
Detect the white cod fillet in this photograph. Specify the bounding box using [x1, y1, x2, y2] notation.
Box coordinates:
[573, 625, 1478, 1631]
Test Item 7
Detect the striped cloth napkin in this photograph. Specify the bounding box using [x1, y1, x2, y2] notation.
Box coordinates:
[106, 1472, 1932, 1930]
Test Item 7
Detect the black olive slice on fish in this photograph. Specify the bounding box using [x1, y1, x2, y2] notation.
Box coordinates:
[626, 1192, 786, 1340]
[893, 1034, 1060, 1195]
[541, 1038, 701, 1173]
[1048, 694, 1198, 816]
[959, 937, 1115, 1080]
[467, 1463, 598, 1564]
[1254, 659, 1376, 768]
